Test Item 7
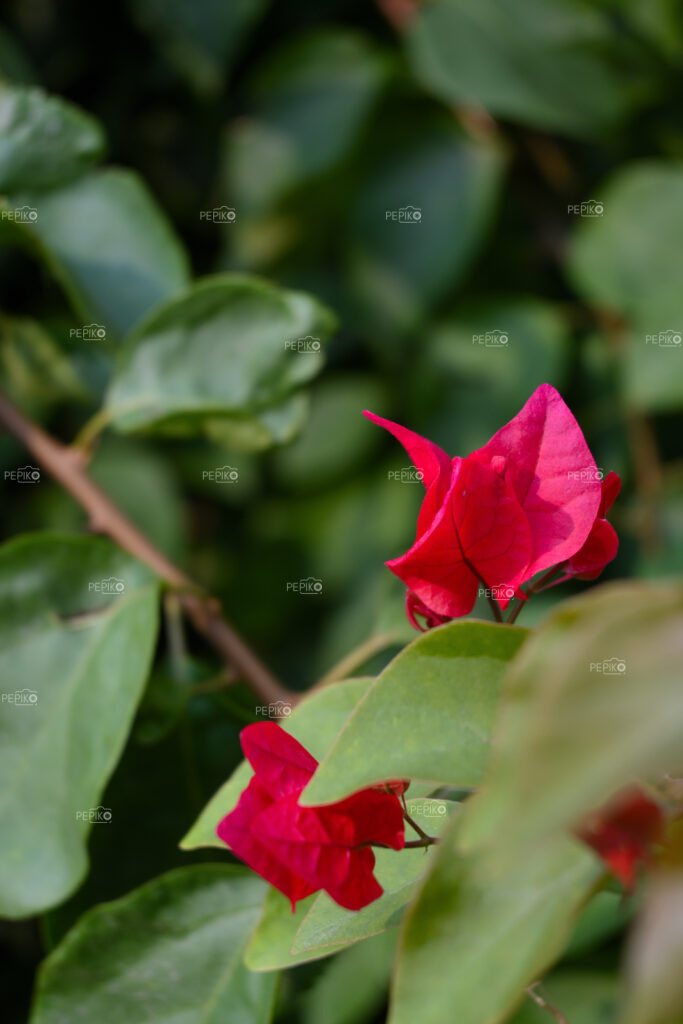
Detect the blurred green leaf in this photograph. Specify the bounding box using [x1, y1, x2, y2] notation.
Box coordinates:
[180, 677, 373, 850]
[390, 810, 599, 1024]
[301, 929, 397, 1024]
[462, 581, 683, 858]
[227, 29, 392, 214]
[29, 865, 278, 1024]
[301, 621, 528, 806]
[105, 274, 336, 443]
[509, 970, 620, 1024]
[348, 114, 504, 335]
[0, 534, 159, 917]
[0, 25, 34, 84]
[406, 0, 632, 137]
[5, 168, 190, 338]
[568, 163, 683, 411]
[0, 314, 88, 410]
[564, 890, 634, 959]
[0, 84, 104, 192]
[621, 869, 683, 1024]
[130, 0, 269, 95]
[244, 889, 338, 971]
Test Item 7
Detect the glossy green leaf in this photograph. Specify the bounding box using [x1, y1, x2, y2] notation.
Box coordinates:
[0, 83, 104, 191]
[180, 677, 374, 850]
[407, 0, 631, 137]
[389, 808, 600, 1024]
[621, 869, 683, 1024]
[0, 534, 159, 917]
[349, 115, 504, 334]
[567, 163, 683, 411]
[29, 865, 277, 1024]
[462, 581, 683, 857]
[105, 274, 336, 440]
[227, 30, 391, 213]
[291, 799, 457, 956]
[301, 621, 528, 806]
[7, 169, 190, 337]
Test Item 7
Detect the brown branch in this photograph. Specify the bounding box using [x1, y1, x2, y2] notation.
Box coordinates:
[0, 389, 296, 708]
[526, 983, 568, 1024]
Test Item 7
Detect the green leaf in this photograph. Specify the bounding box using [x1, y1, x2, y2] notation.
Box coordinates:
[0, 83, 104, 191]
[0, 533, 159, 917]
[301, 929, 397, 1024]
[6, 168, 190, 338]
[349, 115, 504, 335]
[621, 869, 683, 1024]
[406, 0, 631, 137]
[180, 677, 374, 850]
[291, 799, 457, 957]
[227, 29, 391, 213]
[389, 809, 600, 1024]
[104, 274, 336, 441]
[567, 162, 683, 412]
[29, 865, 277, 1024]
[244, 889, 340, 971]
[508, 969, 621, 1024]
[462, 581, 683, 857]
[564, 891, 634, 959]
[130, 0, 268, 95]
[301, 621, 528, 807]
[0, 314, 88, 410]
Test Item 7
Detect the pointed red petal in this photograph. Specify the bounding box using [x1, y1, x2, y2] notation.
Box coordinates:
[240, 722, 317, 800]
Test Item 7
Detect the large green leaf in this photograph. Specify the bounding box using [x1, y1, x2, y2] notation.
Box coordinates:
[406, 0, 631, 137]
[389, 808, 600, 1024]
[104, 274, 336, 440]
[462, 581, 683, 857]
[29, 865, 277, 1024]
[6, 169, 190, 337]
[301, 621, 528, 806]
[227, 29, 391, 214]
[180, 677, 374, 850]
[0, 83, 104, 191]
[567, 162, 683, 412]
[291, 799, 457, 956]
[301, 929, 398, 1024]
[0, 534, 159, 917]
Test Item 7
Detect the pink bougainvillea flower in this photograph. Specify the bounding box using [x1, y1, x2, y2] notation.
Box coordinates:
[557, 471, 621, 582]
[365, 384, 617, 622]
[216, 722, 405, 911]
[576, 786, 664, 890]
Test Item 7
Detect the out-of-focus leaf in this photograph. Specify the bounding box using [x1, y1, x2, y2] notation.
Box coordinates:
[244, 890, 337, 971]
[462, 581, 683, 858]
[406, 0, 632, 137]
[428, 298, 569, 453]
[0, 25, 34, 84]
[130, 0, 269, 95]
[621, 868, 683, 1024]
[568, 163, 683, 411]
[5, 169, 190, 338]
[272, 374, 387, 491]
[0, 314, 88, 410]
[29, 865, 278, 1024]
[0, 84, 104, 191]
[227, 29, 392, 214]
[0, 534, 159, 917]
[204, 391, 311, 453]
[180, 677, 373, 850]
[390, 808, 600, 1024]
[105, 274, 336, 442]
[564, 891, 634, 959]
[301, 929, 397, 1024]
[508, 970, 621, 1024]
[301, 622, 527, 806]
[348, 114, 504, 335]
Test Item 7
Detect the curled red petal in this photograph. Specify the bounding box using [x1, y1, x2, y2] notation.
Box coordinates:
[240, 722, 317, 800]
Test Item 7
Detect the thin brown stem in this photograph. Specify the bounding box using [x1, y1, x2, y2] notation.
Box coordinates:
[526, 983, 568, 1024]
[0, 390, 295, 708]
[402, 806, 432, 844]
[404, 837, 438, 849]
